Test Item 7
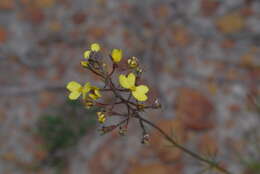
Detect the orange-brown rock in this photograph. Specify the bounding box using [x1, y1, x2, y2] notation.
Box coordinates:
[127, 162, 183, 174]
[176, 88, 214, 130]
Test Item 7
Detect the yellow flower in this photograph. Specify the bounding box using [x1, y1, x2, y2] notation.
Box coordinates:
[128, 56, 138, 68]
[66, 81, 91, 100]
[119, 73, 149, 101]
[83, 50, 91, 59]
[97, 112, 106, 123]
[88, 87, 102, 100]
[111, 49, 122, 63]
[91, 43, 100, 52]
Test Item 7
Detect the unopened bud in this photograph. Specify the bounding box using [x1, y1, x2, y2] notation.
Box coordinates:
[141, 134, 150, 145]
[154, 99, 161, 108]
[81, 61, 89, 68]
[128, 56, 139, 68]
[85, 100, 94, 109]
[119, 126, 127, 136]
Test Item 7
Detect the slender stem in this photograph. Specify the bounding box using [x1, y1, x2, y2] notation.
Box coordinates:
[137, 115, 232, 174]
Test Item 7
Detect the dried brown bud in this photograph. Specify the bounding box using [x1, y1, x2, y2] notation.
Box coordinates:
[119, 126, 128, 136]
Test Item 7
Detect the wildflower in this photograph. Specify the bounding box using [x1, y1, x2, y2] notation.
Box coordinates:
[111, 49, 122, 63]
[66, 81, 91, 100]
[97, 112, 106, 123]
[119, 73, 149, 101]
[128, 56, 138, 68]
[91, 43, 100, 52]
[89, 87, 102, 100]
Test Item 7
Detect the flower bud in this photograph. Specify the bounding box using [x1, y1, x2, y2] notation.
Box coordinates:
[128, 56, 139, 68]
[85, 100, 94, 109]
[97, 112, 106, 123]
[81, 61, 89, 68]
[111, 49, 123, 63]
[141, 134, 150, 144]
[154, 99, 162, 108]
[119, 126, 128, 136]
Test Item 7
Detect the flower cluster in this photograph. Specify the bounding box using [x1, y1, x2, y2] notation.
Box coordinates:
[66, 43, 161, 143]
[65, 44, 233, 174]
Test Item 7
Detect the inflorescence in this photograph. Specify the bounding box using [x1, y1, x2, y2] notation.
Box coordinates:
[66, 43, 161, 144]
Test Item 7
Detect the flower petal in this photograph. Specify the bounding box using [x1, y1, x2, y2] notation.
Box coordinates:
[132, 91, 148, 101]
[89, 93, 98, 100]
[66, 81, 82, 92]
[69, 91, 81, 100]
[94, 89, 102, 98]
[83, 82, 91, 93]
[119, 74, 130, 89]
[136, 85, 149, 94]
[126, 73, 136, 88]
[82, 82, 91, 99]
[132, 85, 149, 101]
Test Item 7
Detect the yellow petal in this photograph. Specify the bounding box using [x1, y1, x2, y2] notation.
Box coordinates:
[119, 73, 136, 89]
[89, 92, 101, 100]
[127, 73, 136, 88]
[66, 81, 82, 92]
[82, 82, 91, 99]
[136, 85, 149, 94]
[132, 85, 149, 101]
[89, 93, 97, 100]
[94, 89, 102, 98]
[90, 43, 100, 52]
[83, 50, 91, 59]
[111, 49, 122, 63]
[69, 91, 81, 100]
[83, 82, 91, 92]
[132, 91, 148, 101]
[119, 74, 130, 89]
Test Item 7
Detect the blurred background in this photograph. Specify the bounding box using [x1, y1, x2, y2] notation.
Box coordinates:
[0, 0, 260, 173]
